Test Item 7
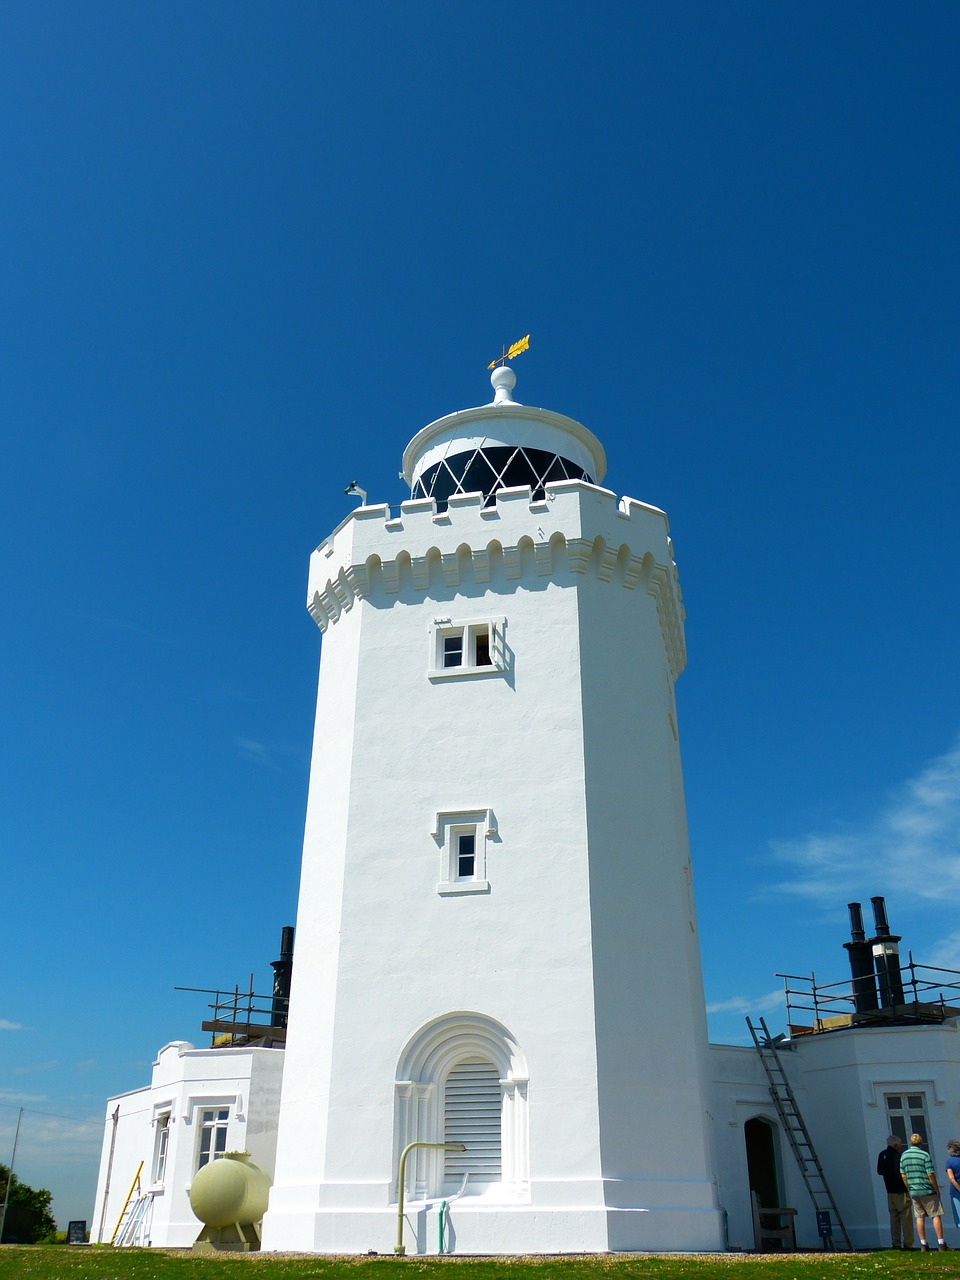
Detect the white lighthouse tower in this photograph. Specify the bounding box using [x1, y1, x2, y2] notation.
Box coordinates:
[261, 365, 723, 1254]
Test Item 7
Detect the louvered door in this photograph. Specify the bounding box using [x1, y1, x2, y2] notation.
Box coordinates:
[443, 1057, 501, 1189]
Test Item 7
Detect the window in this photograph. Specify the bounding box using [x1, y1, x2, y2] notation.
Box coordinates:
[443, 633, 465, 668]
[433, 809, 496, 895]
[456, 832, 476, 878]
[152, 1113, 170, 1184]
[430, 617, 504, 679]
[886, 1092, 929, 1147]
[197, 1107, 229, 1169]
[441, 623, 492, 669]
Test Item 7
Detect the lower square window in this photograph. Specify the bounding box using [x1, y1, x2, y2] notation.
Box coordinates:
[457, 832, 476, 878]
[434, 809, 496, 895]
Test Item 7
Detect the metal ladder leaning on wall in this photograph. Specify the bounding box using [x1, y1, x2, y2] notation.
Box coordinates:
[113, 1192, 151, 1246]
[746, 1015, 852, 1251]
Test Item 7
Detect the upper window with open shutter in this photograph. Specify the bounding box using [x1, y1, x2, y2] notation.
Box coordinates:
[429, 616, 505, 680]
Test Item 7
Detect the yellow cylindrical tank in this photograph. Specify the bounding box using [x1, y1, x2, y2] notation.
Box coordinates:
[189, 1152, 271, 1228]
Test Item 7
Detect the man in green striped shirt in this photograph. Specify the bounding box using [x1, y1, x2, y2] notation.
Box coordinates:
[901, 1134, 948, 1250]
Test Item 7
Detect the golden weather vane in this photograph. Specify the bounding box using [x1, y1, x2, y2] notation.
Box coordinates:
[487, 334, 531, 369]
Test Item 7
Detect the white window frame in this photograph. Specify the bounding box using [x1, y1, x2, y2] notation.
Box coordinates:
[151, 1109, 172, 1186]
[433, 808, 496, 895]
[192, 1103, 232, 1171]
[885, 1090, 931, 1147]
[429, 616, 506, 679]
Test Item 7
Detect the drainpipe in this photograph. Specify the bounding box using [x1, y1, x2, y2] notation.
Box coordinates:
[0, 1107, 23, 1245]
[437, 1172, 470, 1254]
[394, 1141, 465, 1256]
[96, 1106, 120, 1244]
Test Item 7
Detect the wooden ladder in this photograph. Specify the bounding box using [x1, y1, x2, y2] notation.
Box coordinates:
[746, 1016, 852, 1250]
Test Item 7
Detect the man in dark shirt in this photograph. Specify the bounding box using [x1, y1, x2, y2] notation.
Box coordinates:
[877, 1135, 914, 1248]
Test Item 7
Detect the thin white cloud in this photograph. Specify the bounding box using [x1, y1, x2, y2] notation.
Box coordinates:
[769, 737, 960, 905]
[0, 1019, 23, 1031]
[926, 931, 960, 972]
[14, 1060, 60, 1076]
[234, 736, 281, 770]
[0, 1089, 48, 1104]
[706, 987, 784, 1016]
[73, 610, 181, 648]
[2, 1112, 103, 1168]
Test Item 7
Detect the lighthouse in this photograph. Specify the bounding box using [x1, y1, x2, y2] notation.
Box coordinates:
[260, 364, 723, 1254]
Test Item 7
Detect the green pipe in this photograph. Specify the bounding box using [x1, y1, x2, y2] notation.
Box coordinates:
[438, 1200, 447, 1254]
[394, 1141, 465, 1256]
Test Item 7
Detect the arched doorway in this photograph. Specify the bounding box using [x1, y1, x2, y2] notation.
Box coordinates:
[744, 1116, 781, 1208]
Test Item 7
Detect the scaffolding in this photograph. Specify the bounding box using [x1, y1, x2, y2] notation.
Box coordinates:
[175, 976, 288, 1047]
[776, 954, 960, 1036]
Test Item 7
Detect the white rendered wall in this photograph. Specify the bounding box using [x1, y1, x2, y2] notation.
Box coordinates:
[92, 1041, 284, 1248]
[263, 479, 722, 1254]
[92, 1083, 153, 1244]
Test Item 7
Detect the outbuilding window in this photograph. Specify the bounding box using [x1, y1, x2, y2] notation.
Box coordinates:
[886, 1092, 929, 1147]
[152, 1113, 170, 1184]
[197, 1107, 229, 1170]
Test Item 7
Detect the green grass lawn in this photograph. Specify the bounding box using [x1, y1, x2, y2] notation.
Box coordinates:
[0, 1250, 953, 1280]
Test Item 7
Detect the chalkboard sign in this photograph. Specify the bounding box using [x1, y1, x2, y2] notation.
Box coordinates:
[66, 1220, 87, 1244]
[816, 1210, 833, 1238]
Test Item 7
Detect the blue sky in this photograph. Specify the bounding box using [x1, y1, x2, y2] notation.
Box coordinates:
[2, 2, 958, 1228]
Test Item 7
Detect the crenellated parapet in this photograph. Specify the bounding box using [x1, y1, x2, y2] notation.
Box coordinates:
[307, 480, 686, 681]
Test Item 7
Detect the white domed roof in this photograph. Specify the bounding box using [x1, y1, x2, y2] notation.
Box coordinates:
[402, 368, 606, 493]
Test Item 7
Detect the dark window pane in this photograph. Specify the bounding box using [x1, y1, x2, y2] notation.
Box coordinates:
[443, 635, 463, 668]
[888, 1096, 902, 1109]
[458, 451, 499, 498]
[474, 630, 491, 666]
[457, 833, 476, 878]
[907, 1095, 924, 1109]
[415, 447, 593, 511]
[419, 460, 460, 509]
[495, 450, 537, 492]
[543, 455, 570, 483]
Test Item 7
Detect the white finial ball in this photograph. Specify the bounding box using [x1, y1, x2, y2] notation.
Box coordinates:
[491, 365, 518, 405]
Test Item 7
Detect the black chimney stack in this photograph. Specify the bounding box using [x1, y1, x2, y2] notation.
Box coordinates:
[844, 902, 879, 1012]
[870, 896, 905, 1008]
[271, 925, 295, 1028]
[871, 895, 891, 937]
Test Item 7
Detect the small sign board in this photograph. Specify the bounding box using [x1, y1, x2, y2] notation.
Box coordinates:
[66, 1220, 87, 1244]
[816, 1210, 833, 1239]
